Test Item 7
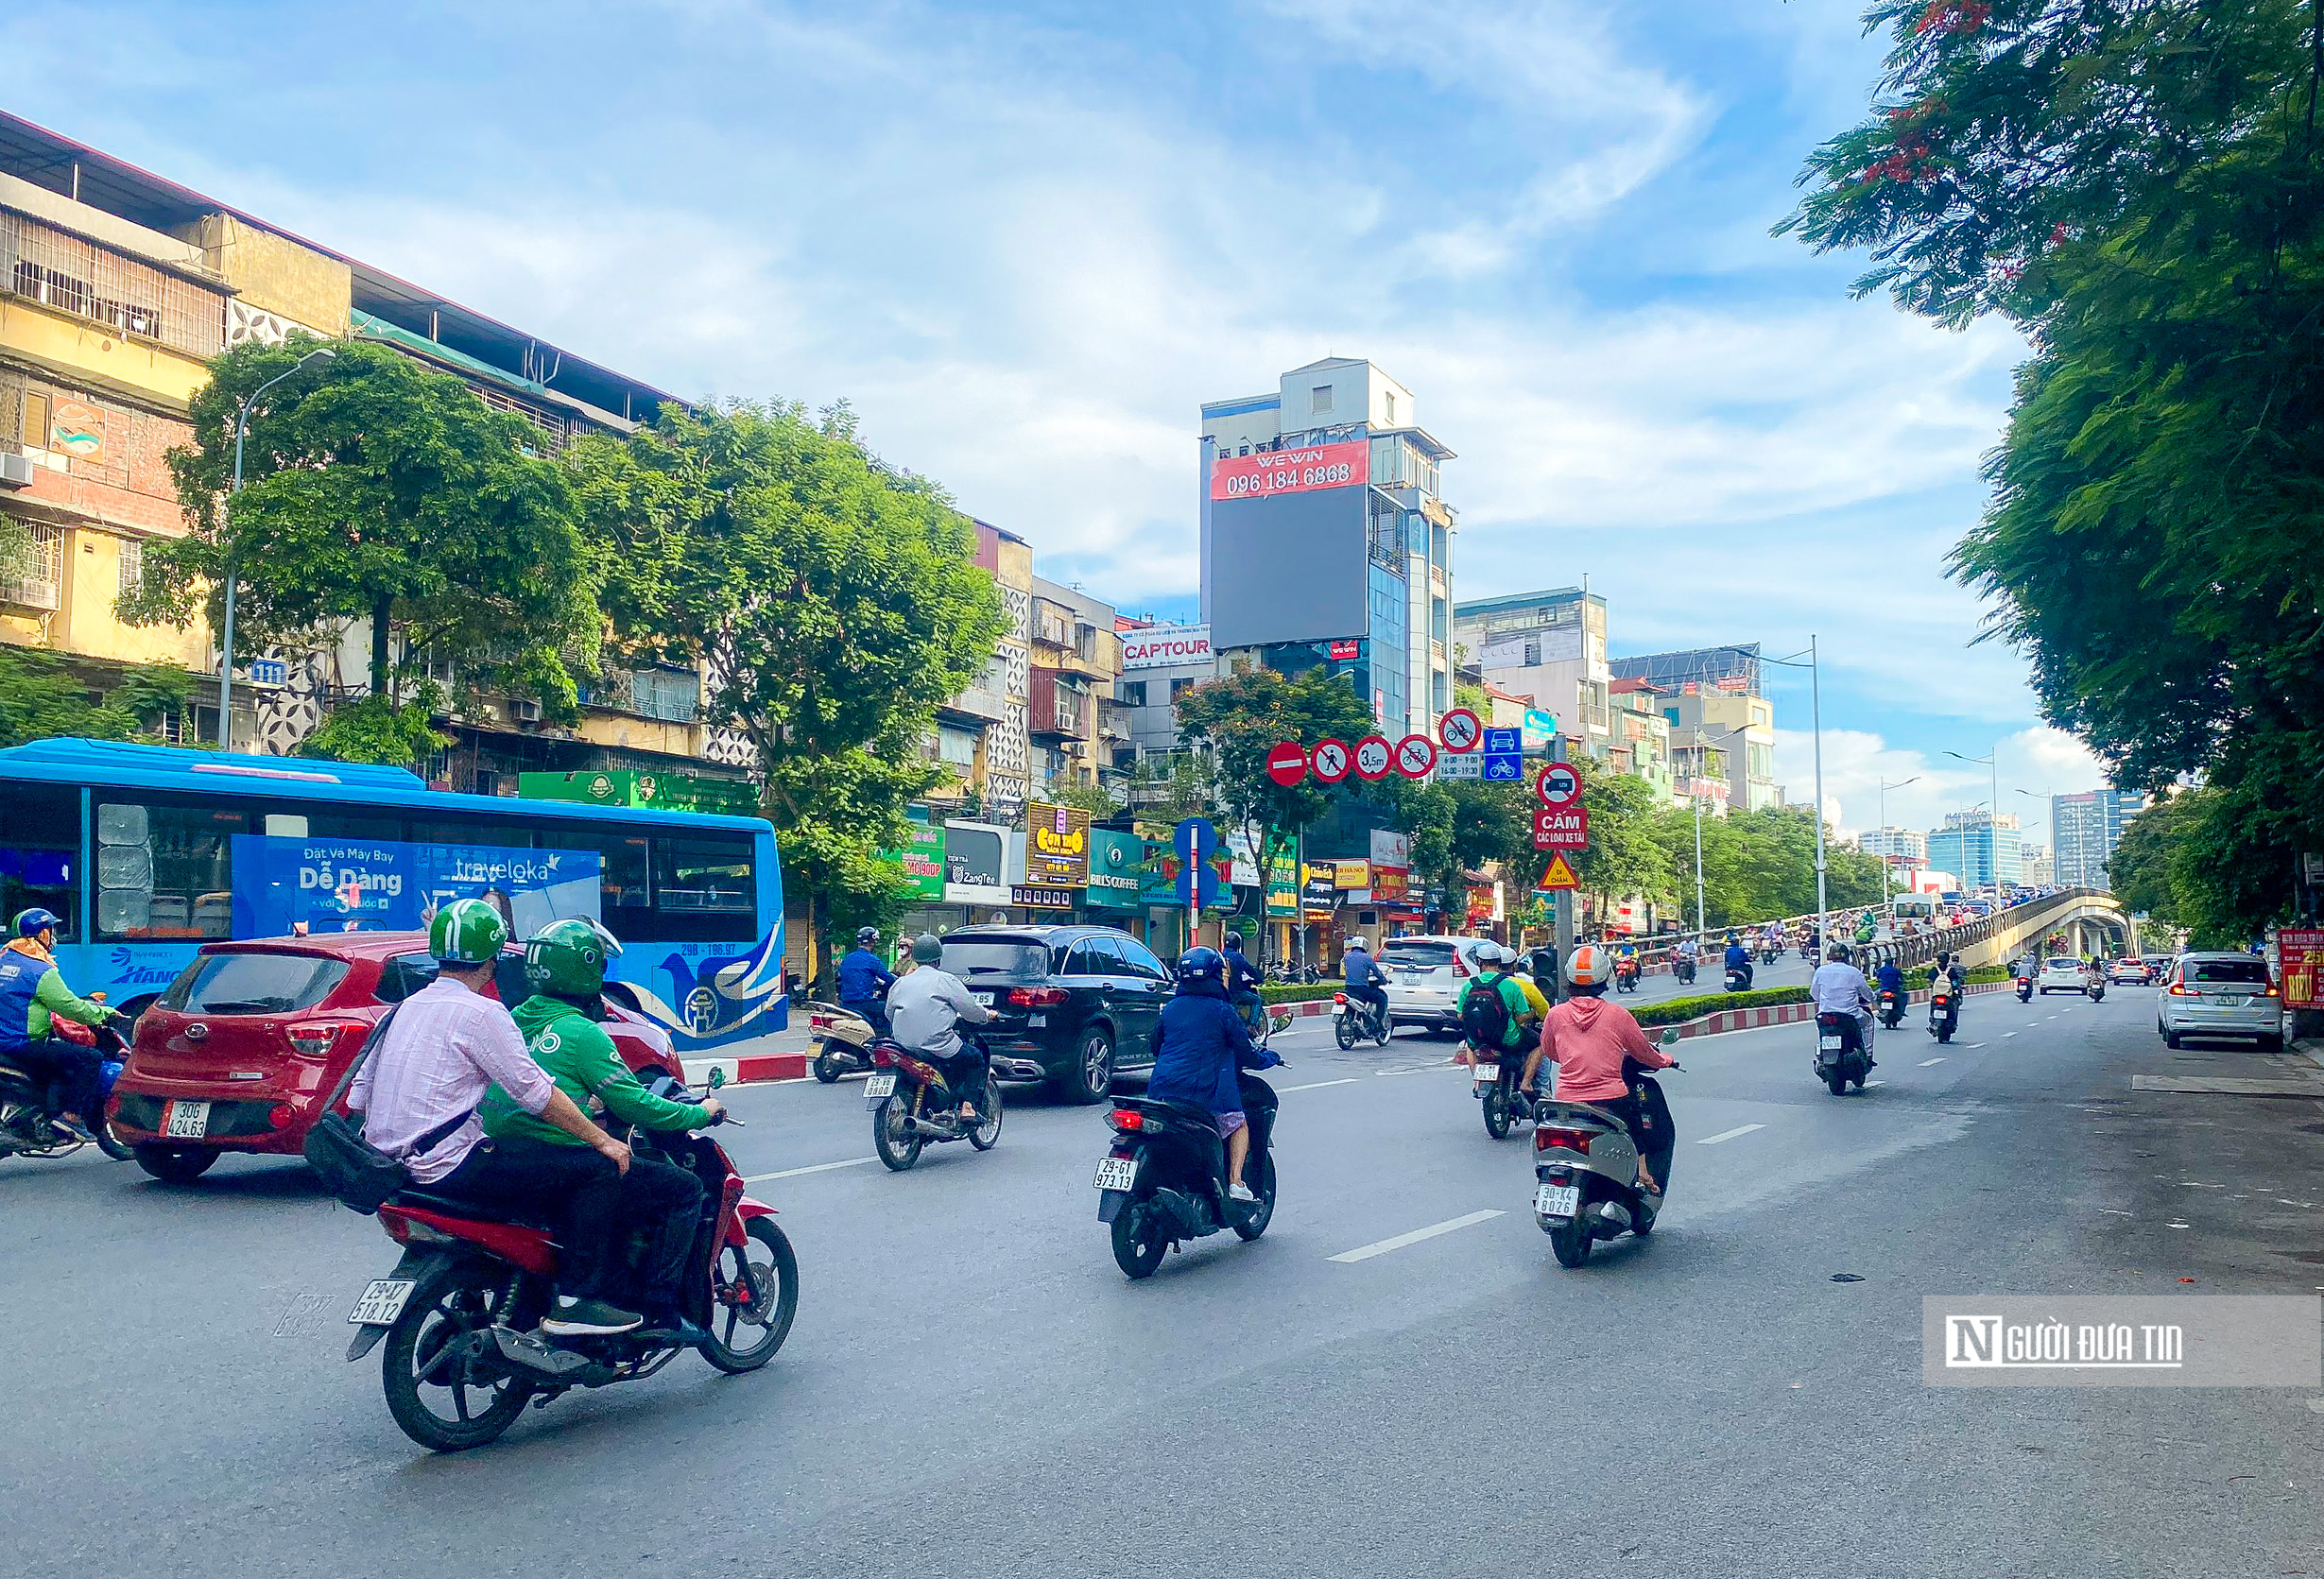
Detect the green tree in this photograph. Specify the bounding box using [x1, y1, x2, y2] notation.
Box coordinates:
[1172, 666, 1378, 909]
[563, 402, 1007, 961]
[1570, 756, 1678, 918]
[131, 337, 598, 712]
[292, 686, 453, 771]
[1782, 0, 2324, 935]
[0, 648, 193, 748]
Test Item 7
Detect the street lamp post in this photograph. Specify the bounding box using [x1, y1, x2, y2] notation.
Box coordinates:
[1877, 775, 1920, 901]
[1943, 747, 2002, 887]
[1718, 640, 1827, 922]
[220, 345, 335, 752]
[1690, 724, 1748, 935]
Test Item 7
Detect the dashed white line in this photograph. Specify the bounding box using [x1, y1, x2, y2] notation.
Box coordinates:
[1329, 1210, 1505, 1263]
[1697, 1124, 1765, 1145]
[1919, 1057, 1946, 1067]
[1279, 1078, 1360, 1093]
[1865, 1079, 1887, 1088]
[742, 1158, 876, 1183]
[2004, 1032, 2019, 1038]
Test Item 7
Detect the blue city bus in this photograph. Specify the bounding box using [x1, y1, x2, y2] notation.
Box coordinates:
[0, 738, 786, 1052]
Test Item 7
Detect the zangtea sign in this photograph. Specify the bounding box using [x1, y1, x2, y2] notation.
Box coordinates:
[1120, 625, 1213, 671]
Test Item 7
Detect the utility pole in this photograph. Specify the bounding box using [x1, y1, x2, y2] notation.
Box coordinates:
[220, 345, 334, 752]
[1553, 731, 1575, 1002]
[1810, 634, 1827, 925]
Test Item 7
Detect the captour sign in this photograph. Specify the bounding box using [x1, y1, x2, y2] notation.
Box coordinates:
[1121, 624, 1214, 671]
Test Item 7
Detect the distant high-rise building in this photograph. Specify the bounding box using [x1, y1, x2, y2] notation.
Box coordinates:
[2055, 790, 2146, 887]
[2020, 845, 2054, 885]
[1927, 812, 2023, 887]
[1859, 827, 1929, 864]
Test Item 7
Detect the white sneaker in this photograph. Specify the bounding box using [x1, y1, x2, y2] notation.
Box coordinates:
[1229, 1181, 1259, 1204]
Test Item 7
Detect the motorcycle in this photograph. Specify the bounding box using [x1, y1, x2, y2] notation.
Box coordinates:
[1097, 1068, 1278, 1279]
[2015, 973, 2034, 1003]
[1876, 987, 1905, 1029]
[1612, 957, 1643, 995]
[2086, 979, 2107, 1004]
[806, 1001, 876, 1083]
[343, 1083, 798, 1452]
[1928, 982, 1959, 1044]
[0, 1003, 134, 1163]
[1472, 1044, 1539, 1140]
[865, 1038, 1002, 1171]
[1532, 1047, 1680, 1269]
[1724, 966, 1750, 993]
[1672, 954, 1696, 987]
[1333, 991, 1392, 1049]
[1757, 945, 1780, 967]
[1815, 1010, 1871, 1096]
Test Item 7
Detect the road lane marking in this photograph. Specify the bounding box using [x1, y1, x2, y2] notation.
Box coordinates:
[2004, 1032, 2019, 1038]
[1329, 1210, 1505, 1263]
[2098, 1208, 2134, 1216]
[1919, 1057, 1946, 1066]
[743, 1158, 876, 1182]
[1279, 1078, 1359, 1093]
[1697, 1124, 1765, 1145]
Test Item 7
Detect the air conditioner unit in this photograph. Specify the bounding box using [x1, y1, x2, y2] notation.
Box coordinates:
[510, 698, 543, 724]
[0, 454, 33, 489]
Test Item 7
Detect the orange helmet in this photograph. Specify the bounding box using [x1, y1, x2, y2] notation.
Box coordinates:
[1565, 944, 1608, 987]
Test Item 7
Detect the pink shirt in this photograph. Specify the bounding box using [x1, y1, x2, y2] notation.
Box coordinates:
[1537, 995, 1674, 1103]
[346, 976, 555, 1184]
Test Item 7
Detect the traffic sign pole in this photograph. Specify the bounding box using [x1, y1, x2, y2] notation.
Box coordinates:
[1552, 735, 1573, 1001]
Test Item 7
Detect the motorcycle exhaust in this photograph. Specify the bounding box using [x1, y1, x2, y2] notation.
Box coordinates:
[493, 1327, 611, 1384]
[1592, 1200, 1632, 1234]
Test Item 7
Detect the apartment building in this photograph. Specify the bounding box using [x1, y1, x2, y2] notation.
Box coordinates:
[1028, 575, 1123, 798]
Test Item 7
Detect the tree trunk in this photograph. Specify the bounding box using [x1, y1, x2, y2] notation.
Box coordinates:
[370, 599, 392, 702]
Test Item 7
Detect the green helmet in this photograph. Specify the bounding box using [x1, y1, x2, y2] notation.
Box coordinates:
[910, 932, 942, 965]
[429, 898, 508, 964]
[525, 917, 623, 996]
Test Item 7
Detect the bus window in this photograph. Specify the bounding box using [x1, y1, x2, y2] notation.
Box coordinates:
[0, 782, 81, 943]
[407, 819, 538, 852]
[95, 797, 246, 939]
[533, 823, 653, 938]
[258, 806, 404, 841]
[655, 837, 753, 915]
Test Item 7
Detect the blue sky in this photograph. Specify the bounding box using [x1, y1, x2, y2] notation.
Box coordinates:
[19, 0, 2110, 848]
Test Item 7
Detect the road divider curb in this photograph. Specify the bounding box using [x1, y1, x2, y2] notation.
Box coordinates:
[683, 1052, 809, 1088]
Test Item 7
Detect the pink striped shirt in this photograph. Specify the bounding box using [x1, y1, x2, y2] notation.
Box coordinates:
[346, 977, 554, 1184]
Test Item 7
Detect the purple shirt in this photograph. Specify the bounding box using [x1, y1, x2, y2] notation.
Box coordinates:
[346, 976, 555, 1184]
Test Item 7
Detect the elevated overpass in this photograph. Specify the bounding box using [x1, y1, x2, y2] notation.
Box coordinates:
[1863, 887, 2137, 974]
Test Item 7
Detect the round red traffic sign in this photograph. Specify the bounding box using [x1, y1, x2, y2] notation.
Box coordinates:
[1437, 708, 1482, 754]
[1537, 762, 1580, 808]
[1352, 734, 1393, 781]
[1265, 741, 1310, 788]
[1393, 733, 1437, 779]
[1311, 738, 1352, 783]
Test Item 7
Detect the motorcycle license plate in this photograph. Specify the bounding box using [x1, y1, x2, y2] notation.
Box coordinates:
[1093, 1156, 1138, 1193]
[1818, 1036, 1844, 1053]
[1535, 1183, 1579, 1218]
[1472, 1062, 1498, 1084]
[347, 1278, 415, 1327]
[864, 1073, 897, 1104]
[163, 1099, 210, 1140]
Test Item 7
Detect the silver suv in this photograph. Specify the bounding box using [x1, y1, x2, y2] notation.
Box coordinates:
[2158, 953, 2283, 1051]
[1378, 935, 1497, 1034]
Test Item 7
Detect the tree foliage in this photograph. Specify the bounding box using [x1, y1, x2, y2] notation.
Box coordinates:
[1173, 667, 1378, 901]
[0, 648, 192, 748]
[563, 402, 1007, 943]
[1785, 0, 2324, 934]
[292, 687, 453, 771]
[135, 337, 597, 709]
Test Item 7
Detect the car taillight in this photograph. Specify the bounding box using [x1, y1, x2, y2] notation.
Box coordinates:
[1453, 952, 1472, 979]
[286, 1021, 359, 1057]
[1535, 1125, 1592, 1154]
[2264, 983, 2280, 997]
[1109, 1108, 1145, 1131]
[1008, 987, 1070, 1007]
[267, 1103, 297, 1130]
[2168, 982, 2189, 995]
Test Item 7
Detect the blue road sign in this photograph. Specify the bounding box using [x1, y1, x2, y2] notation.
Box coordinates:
[1482, 753, 1524, 781]
[1175, 817, 1221, 908]
[1483, 728, 1522, 756]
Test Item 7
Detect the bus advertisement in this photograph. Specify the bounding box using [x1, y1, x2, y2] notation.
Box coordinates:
[0, 739, 787, 1053]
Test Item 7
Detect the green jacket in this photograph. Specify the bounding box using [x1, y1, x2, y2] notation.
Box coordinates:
[1457, 972, 1532, 1050]
[481, 995, 715, 1147]
[0, 940, 109, 1041]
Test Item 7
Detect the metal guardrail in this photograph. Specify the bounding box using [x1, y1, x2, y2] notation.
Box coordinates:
[1597, 888, 2122, 977]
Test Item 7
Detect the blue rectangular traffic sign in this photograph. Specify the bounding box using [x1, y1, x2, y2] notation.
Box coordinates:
[1483, 728, 1522, 755]
[1482, 753, 1524, 781]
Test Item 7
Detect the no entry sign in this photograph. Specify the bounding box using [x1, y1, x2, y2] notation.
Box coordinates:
[1537, 762, 1580, 808]
[1265, 741, 1310, 787]
[1352, 734, 1393, 781]
[1393, 733, 1437, 779]
[1437, 708, 1482, 754]
[1311, 738, 1352, 783]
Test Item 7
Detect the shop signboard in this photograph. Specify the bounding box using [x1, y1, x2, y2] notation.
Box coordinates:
[1025, 799, 1092, 886]
[876, 820, 947, 901]
[1086, 829, 1145, 910]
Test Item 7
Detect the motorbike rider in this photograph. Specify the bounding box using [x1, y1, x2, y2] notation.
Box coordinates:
[837, 926, 896, 1039]
[1519, 945, 1678, 1193]
[346, 899, 644, 1338]
[0, 907, 118, 1142]
[1724, 934, 1754, 989]
[483, 918, 719, 1339]
[1613, 937, 1641, 984]
[1873, 954, 1905, 1010]
[1341, 936, 1388, 1035]
[1458, 943, 1544, 1068]
[1811, 942, 1876, 1066]
[1928, 950, 1965, 1033]
[1672, 934, 1699, 977]
[1222, 929, 1266, 1037]
[886, 933, 993, 1124]
[1145, 946, 1281, 1204]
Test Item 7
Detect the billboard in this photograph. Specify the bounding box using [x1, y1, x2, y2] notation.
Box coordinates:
[1207, 449, 1372, 651]
[1025, 800, 1092, 886]
[1120, 624, 1214, 671]
[231, 834, 600, 938]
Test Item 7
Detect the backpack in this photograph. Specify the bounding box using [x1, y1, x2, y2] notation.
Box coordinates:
[1461, 972, 1514, 1050]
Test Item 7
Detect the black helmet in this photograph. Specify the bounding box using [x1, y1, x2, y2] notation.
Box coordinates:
[1224, 931, 1245, 951]
[1175, 946, 1223, 987]
[856, 927, 880, 946]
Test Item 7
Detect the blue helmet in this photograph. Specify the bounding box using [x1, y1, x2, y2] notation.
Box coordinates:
[14, 907, 63, 938]
[1175, 946, 1223, 987]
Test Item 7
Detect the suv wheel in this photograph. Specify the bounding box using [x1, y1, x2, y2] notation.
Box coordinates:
[1057, 1026, 1114, 1106]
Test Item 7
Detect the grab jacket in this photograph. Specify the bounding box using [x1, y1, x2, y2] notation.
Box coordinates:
[481, 994, 717, 1146]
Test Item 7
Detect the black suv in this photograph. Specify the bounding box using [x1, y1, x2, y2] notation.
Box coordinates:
[938, 925, 1173, 1102]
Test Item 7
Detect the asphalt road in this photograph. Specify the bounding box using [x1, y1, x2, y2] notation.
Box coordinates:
[8, 988, 2320, 1577]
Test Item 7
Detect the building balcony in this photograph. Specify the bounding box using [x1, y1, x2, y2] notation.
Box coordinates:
[1028, 667, 1089, 739]
[939, 684, 1009, 725]
[1098, 697, 1134, 743]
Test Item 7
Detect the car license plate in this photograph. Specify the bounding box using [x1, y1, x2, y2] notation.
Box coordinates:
[163, 1099, 210, 1140]
[1028, 1013, 1046, 1027]
[1093, 1156, 1138, 1193]
[1818, 1035, 1844, 1053]
[348, 1278, 415, 1327]
[1472, 1062, 1497, 1084]
[974, 990, 996, 1004]
[864, 1073, 897, 1100]
[1536, 1183, 1579, 1218]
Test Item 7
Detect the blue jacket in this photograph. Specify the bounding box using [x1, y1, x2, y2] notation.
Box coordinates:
[837, 948, 894, 1004]
[1343, 950, 1385, 989]
[1145, 979, 1280, 1116]
[1723, 943, 1749, 970]
[1223, 948, 1263, 998]
[1875, 963, 1903, 992]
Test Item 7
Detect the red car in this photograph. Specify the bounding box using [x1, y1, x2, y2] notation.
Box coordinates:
[110, 932, 680, 1185]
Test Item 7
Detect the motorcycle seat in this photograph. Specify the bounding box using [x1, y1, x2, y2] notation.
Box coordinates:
[386, 1190, 560, 1231]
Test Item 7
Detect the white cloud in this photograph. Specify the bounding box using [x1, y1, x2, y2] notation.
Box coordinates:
[1776, 723, 2111, 842]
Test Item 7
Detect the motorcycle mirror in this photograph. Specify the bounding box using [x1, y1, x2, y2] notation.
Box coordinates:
[1658, 1028, 1680, 1048]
